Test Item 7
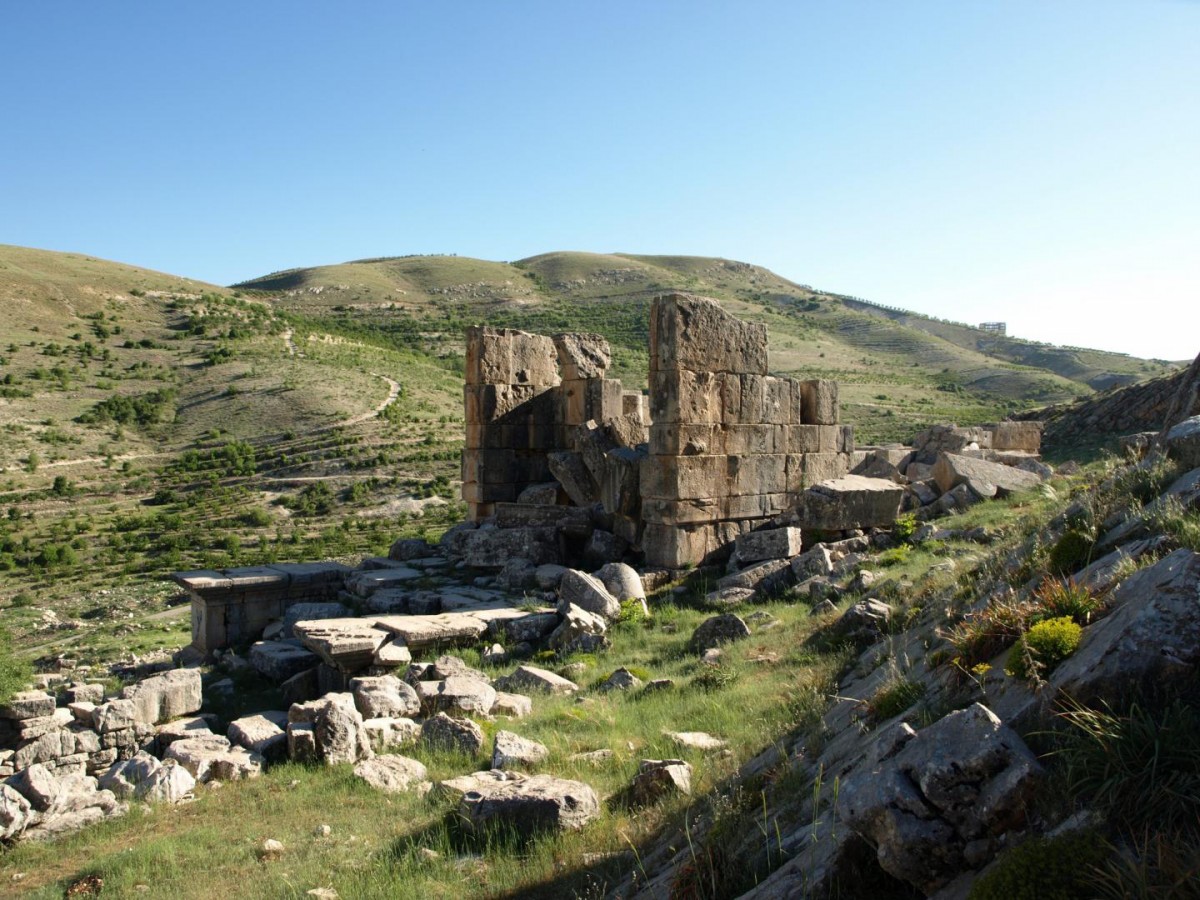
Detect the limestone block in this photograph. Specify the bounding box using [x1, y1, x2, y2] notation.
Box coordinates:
[723, 424, 784, 456]
[728, 454, 787, 496]
[802, 452, 851, 489]
[561, 378, 622, 427]
[650, 292, 768, 375]
[640, 454, 726, 501]
[838, 425, 855, 454]
[724, 493, 789, 520]
[463, 383, 545, 425]
[641, 496, 723, 525]
[762, 376, 792, 424]
[649, 369, 722, 425]
[797, 475, 905, 531]
[606, 413, 648, 449]
[933, 453, 1043, 497]
[547, 451, 599, 506]
[717, 558, 793, 595]
[465, 326, 559, 387]
[650, 423, 720, 456]
[494, 503, 593, 536]
[553, 332, 611, 380]
[621, 391, 645, 420]
[990, 421, 1043, 453]
[642, 522, 722, 568]
[458, 772, 600, 836]
[1, 691, 56, 721]
[800, 379, 839, 425]
[738, 374, 765, 424]
[599, 447, 644, 517]
[787, 425, 822, 455]
[460, 525, 559, 568]
[816, 425, 840, 453]
[735, 526, 803, 563]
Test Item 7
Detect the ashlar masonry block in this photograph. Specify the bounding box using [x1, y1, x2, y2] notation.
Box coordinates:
[465, 327, 560, 387]
[650, 293, 768, 375]
[650, 423, 721, 457]
[640, 454, 727, 501]
[799, 379, 839, 425]
[727, 454, 787, 497]
[649, 369, 722, 425]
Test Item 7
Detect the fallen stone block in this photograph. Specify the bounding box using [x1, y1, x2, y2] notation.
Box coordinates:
[353, 756, 429, 794]
[249, 641, 320, 683]
[797, 475, 905, 531]
[629, 758, 692, 804]
[458, 772, 600, 836]
[420, 713, 485, 755]
[735, 526, 803, 563]
[227, 712, 289, 762]
[165, 735, 263, 783]
[558, 569, 621, 620]
[492, 730, 549, 769]
[494, 665, 579, 695]
[350, 675, 421, 719]
[933, 452, 1043, 497]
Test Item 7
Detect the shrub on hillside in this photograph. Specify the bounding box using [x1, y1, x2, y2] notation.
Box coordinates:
[76, 388, 176, 427]
[1008, 616, 1082, 680]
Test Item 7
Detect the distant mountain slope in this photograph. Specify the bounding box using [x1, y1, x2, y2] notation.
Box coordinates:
[236, 249, 1179, 443]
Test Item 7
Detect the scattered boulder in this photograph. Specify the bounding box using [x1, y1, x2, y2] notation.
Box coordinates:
[491, 692, 533, 718]
[492, 730, 549, 769]
[832, 599, 892, 645]
[666, 731, 727, 752]
[689, 614, 751, 651]
[350, 675, 421, 719]
[313, 697, 373, 766]
[420, 713, 485, 755]
[840, 705, 1043, 894]
[547, 604, 609, 654]
[1165, 416, 1200, 470]
[458, 772, 600, 836]
[494, 665, 579, 695]
[594, 562, 647, 604]
[630, 759, 692, 805]
[421, 675, 497, 717]
[558, 570, 621, 620]
[352, 756, 429, 794]
[598, 668, 643, 692]
[389, 537, 437, 561]
[535, 564, 569, 590]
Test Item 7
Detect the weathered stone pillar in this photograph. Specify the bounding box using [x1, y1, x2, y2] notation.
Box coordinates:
[462, 327, 560, 520]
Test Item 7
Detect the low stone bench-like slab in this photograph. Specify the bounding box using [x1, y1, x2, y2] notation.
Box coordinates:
[172, 562, 351, 657]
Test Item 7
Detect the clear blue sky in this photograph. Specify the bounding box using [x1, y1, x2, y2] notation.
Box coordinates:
[3, 1, 1196, 360]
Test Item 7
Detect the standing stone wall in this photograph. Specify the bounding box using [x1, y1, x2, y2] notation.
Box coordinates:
[640, 293, 853, 568]
[460, 293, 855, 569]
[462, 327, 562, 520]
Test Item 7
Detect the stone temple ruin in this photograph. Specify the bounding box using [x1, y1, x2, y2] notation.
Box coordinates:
[462, 292, 857, 569]
[2, 292, 1059, 846]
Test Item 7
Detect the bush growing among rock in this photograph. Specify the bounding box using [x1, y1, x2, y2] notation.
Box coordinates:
[1008, 616, 1082, 681]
